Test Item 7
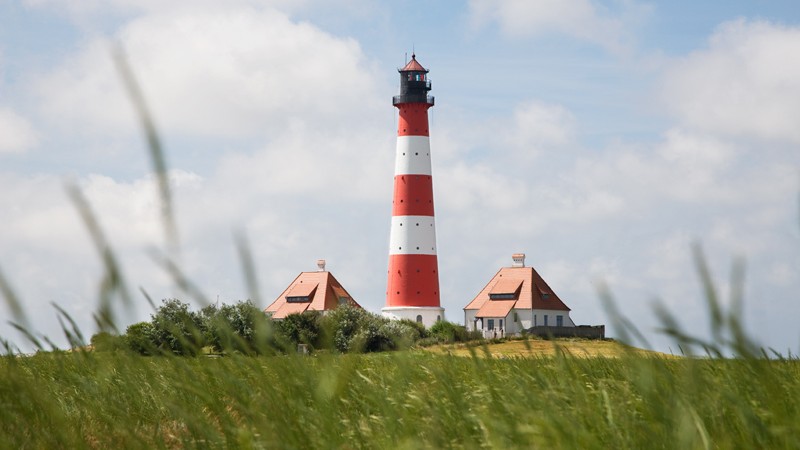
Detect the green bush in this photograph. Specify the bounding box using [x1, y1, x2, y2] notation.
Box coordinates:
[428, 320, 478, 344]
[124, 321, 156, 355]
[398, 318, 428, 340]
[150, 298, 204, 356]
[277, 311, 322, 350]
[203, 300, 274, 355]
[321, 304, 366, 353]
[89, 331, 126, 352]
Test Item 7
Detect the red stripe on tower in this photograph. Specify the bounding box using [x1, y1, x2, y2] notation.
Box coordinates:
[382, 53, 445, 327]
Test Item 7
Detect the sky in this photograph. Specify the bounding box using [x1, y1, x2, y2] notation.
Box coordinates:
[0, 0, 798, 354]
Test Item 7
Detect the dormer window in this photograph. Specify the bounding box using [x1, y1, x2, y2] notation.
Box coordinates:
[488, 278, 523, 301]
[285, 282, 318, 304]
[538, 286, 550, 300]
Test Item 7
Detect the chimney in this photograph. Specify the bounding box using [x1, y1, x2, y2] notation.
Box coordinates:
[316, 259, 326, 272]
[512, 253, 525, 268]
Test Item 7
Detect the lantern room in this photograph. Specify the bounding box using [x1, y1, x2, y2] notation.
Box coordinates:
[393, 53, 434, 106]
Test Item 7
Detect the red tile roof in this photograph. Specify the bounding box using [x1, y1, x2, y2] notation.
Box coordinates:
[265, 271, 361, 319]
[465, 266, 571, 316]
[273, 302, 310, 318]
[489, 278, 522, 295]
[400, 54, 427, 72]
[476, 299, 516, 318]
[286, 282, 318, 297]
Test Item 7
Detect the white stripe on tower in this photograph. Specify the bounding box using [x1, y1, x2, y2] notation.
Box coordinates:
[394, 136, 432, 175]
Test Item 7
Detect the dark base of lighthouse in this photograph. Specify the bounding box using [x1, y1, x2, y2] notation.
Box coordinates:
[382, 306, 445, 328]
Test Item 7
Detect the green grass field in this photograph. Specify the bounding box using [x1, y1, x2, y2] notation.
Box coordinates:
[2, 348, 799, 449]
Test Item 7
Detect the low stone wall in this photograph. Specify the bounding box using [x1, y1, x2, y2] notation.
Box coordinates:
[526, 325, 605, 339]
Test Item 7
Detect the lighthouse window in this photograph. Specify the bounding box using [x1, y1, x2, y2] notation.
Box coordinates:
[416, 315, 423, 323]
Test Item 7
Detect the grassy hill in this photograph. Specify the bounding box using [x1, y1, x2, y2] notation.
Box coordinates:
[421, 338, 669, 358]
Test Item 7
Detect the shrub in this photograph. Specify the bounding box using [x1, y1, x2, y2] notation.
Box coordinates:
[150, 299, 204, 356]
[350, 314, 397, 353]
[321, 305, 366, 353]
[124, 321, 156, 355]
[398, 318, 428, 340]
[89, 331, 126, 352]
[427, 321, 464, 343]
[203, 300, 274, 355]
[277, 311, 322, 350]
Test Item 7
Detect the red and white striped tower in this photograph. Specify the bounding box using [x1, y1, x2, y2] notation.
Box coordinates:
[382, 53, 445, 327]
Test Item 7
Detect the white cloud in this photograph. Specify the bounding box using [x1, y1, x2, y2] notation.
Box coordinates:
[33, 5, 384, 139]
[0, 108, 38, 153]
[661, 19, 800, 143]
[468, 0, 650, 54]
[502, 100, 575, 161]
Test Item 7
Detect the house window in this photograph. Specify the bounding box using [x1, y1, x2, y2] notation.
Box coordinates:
[499, 319, 503, 330]
[338, 297, 349, 305]
[544, 315, 549, 326]
[416, 315, 423, 323]
[557, 315, 563, 327]
[437, 315, 441, 322]
[487, 319, 495, 330]
[489, 293, 516, 300]
[286, 296, 310, 303]
[534, 314, 537, 326]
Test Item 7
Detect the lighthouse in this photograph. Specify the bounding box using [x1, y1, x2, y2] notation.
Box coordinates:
[382, 53, 445, 327]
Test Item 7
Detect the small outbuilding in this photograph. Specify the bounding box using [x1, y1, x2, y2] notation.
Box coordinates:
[464, 253, 575, 338]
[264, 260, 361, 319]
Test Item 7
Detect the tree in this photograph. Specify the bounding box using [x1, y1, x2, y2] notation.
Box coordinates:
[205, 300, 274, 355]
[150, 298, 204, 356]
[124, 322, 156, 355]
[90, 331, 125, 352]
[321, 305, 366, 352]
[278, 311, 322, 349]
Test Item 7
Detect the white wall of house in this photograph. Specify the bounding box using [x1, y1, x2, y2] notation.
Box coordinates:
[464, 309, 478, 331]
[531, 309, 575, 328]
[466, 308, 575, 338]
[513, 309, 533, 331]
[466, 312, 512, 339]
